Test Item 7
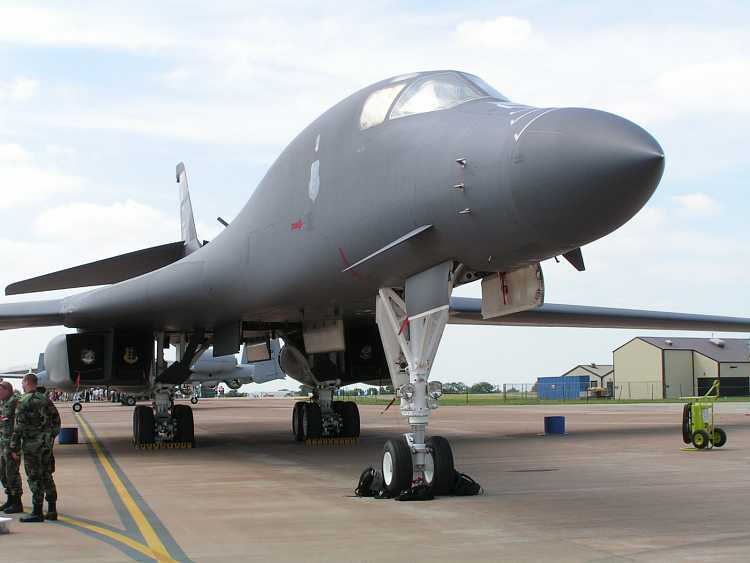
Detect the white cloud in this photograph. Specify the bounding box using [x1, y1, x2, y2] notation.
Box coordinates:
[0, 143, 82, 209]
[544, 202, 747, 306]
[0, 76, 38, 102]
[0, 4, 174, 51]
[33, 199, 177, 249]
[656, 58, 750, 117]
[673, 193, 721, 217]
[456, 16, 535, 49]
[31, 198, 219, 254]
[0, 143, 32, 163]
[8, 76, 38, 101]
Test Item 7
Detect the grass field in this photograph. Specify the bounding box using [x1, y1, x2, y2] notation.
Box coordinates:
[340, 393, 750, 406]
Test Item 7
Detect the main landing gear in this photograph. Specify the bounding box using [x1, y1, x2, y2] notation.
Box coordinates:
[374, 261, 457, 495]
[292, 382, 360, 441]
[132, 386, 195, 447]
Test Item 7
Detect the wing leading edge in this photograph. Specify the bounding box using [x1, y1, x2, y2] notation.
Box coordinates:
[0, 299, 65, 330]
[1, 296, 748, 333]
[5, 241, 186, 296]
[449, 297, 750, 332]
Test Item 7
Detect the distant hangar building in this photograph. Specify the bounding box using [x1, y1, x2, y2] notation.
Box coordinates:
[537, 364, 613, 400]
[613, 337, 750, 399]
[563, 363, 614, 389]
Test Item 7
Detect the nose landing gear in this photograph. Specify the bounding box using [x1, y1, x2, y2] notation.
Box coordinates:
[374, 261, 456, 495]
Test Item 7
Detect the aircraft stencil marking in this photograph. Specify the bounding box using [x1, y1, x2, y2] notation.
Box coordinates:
[309, 159, 320, 202]
[514, 108, 559, 142]
[510, 108, 540, 125]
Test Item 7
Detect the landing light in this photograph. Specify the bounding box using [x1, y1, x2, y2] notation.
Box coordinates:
[428, 381, 443, 400]
[400, 383, 415, 400]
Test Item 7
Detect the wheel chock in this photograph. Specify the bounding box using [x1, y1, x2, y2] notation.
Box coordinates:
[305, 437, 359, 446]
[133, 441, 195, 450]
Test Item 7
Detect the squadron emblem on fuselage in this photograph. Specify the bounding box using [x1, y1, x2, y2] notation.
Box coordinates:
[123, 347, 139, 365]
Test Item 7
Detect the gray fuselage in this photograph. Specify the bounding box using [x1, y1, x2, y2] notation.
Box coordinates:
[62, 71, 664, 331]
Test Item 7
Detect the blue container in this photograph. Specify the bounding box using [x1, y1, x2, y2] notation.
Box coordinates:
[58, 427, 78, 445]
[537, 376, 589, 400]
[544, 416, 565, 435]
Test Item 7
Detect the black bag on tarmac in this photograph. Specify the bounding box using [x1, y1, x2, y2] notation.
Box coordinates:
[355, 466, 376, 497]
[354, 466, 392, 499]
[451, 472, 482, 496]
[395, 484, 434, 502]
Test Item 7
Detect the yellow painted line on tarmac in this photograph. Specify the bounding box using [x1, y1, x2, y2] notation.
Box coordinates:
[58, 515, 163, 561]
[75, 414, 176, 563]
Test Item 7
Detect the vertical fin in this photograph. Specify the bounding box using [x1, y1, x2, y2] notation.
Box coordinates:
[176, 162, 201, 254]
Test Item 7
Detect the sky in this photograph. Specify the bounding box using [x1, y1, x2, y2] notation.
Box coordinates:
[0, 1, 748, 391]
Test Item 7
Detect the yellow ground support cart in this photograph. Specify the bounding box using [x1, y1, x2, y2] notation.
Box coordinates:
[681, 380, 727, 449]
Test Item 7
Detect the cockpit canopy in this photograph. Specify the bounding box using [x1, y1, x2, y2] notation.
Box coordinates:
[359, 72, 508, 130]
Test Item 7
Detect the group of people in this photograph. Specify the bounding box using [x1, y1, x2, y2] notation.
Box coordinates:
[0, 373, 60, 523]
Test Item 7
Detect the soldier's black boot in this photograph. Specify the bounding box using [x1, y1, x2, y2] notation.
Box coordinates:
[46, 501, 57, 521]
[20, 503, 44, 522]
[0, 493, 12, 511]
[3, 494, 23, 514]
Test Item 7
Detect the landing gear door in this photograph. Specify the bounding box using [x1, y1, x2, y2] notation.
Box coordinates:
[481, 263, 544, 319]
[376, 295, 409, 389]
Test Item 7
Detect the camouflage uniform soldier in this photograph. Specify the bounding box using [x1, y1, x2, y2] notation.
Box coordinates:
[10, 373, 61, 523]
[0, 381, 23, 513]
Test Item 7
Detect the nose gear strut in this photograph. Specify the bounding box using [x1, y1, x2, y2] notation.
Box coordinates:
[375, 261, 456, 494]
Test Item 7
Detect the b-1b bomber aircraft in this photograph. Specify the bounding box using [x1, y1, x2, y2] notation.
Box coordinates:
[2, 70, 749, 496]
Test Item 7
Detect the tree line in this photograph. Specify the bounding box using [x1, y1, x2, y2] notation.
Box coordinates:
[296, 381, 517, 396]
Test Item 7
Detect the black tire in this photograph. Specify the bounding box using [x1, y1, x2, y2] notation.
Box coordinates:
[72, 402, 82, 413]
[125, 396, 136, 407]
[341, 402, 360, 438]
[712, 427, 727, 448]
[302, 403, 322, 439]
[292, 402, 305, 442]
[382, 437, 413, 496]
[133, 405, 155, 445]
[425, 436, 455, 495]
[681, 403, 692, 444]
[692, 429, 710, 449]
[173, 404, 195, 445]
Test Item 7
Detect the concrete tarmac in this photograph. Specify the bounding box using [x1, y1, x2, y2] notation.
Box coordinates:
[3, 398, 750, 562]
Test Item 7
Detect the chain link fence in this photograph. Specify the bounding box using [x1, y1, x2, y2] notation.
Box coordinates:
[338, 380, 739, 405]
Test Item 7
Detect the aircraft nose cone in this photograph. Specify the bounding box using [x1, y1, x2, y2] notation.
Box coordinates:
[510, 108, 664, 247]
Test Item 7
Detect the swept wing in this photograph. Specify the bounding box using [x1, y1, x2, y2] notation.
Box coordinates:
[449, 297, 750, 332]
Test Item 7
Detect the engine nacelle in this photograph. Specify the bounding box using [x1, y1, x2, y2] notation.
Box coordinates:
[44, 335, 79, 391]
[223, 379, 243, 390]
[279, 344, 314, 385]
[43, 331, 153, 392]
[191, 353, 237, 375]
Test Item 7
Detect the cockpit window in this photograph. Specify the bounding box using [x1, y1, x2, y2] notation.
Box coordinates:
[463, 74, 509, 101]
[389, 73, 484, 120]
[359, 83, 406, 130]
